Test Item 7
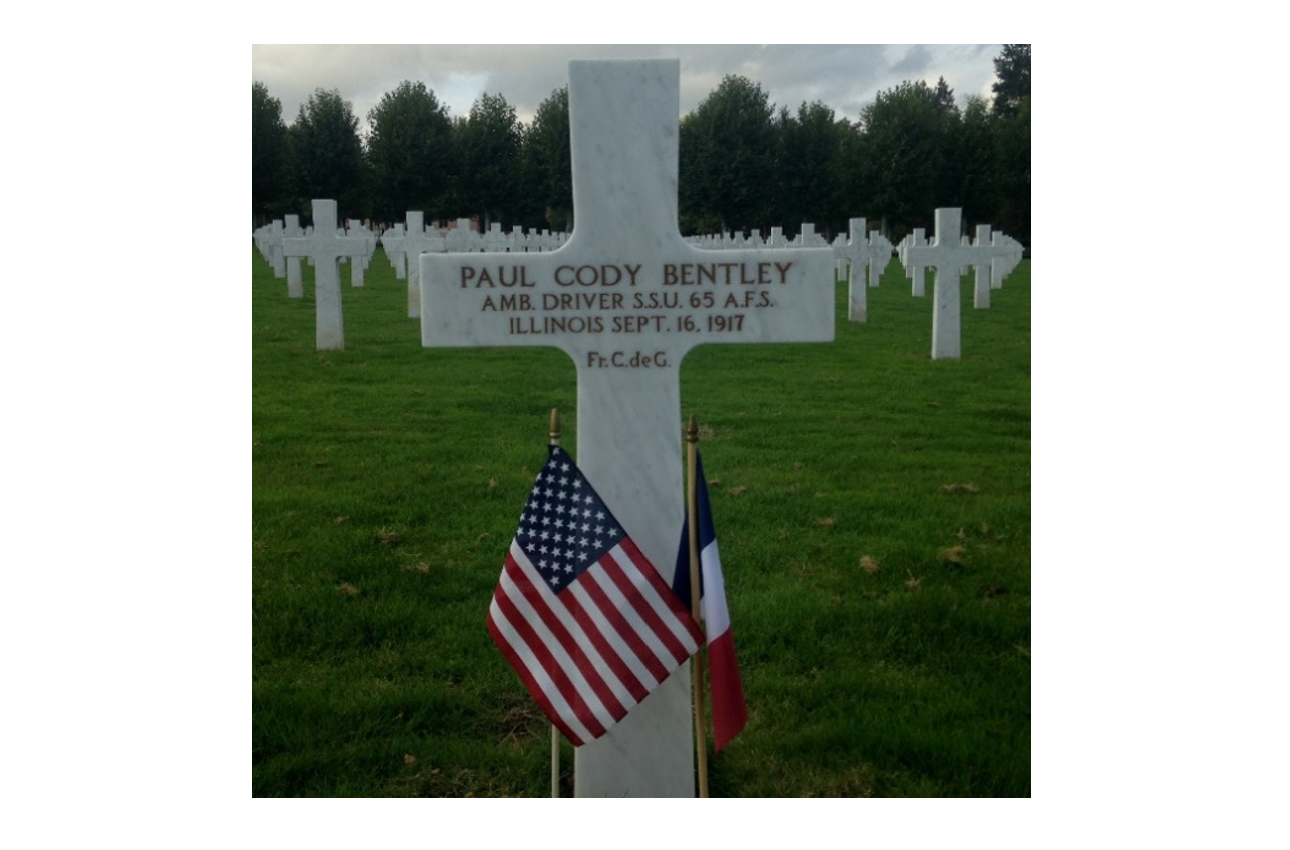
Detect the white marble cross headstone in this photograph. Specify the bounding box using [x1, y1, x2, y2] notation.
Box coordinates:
[345, 220, 374, 288]
[402, 212, 445, 319]
[867, 230, 892, 288]
[835, 217, 872, 323]
[445, 218, 480, 253]
[484, 222, 508, 253]
[270, 219, 286, 279]
[283, 214, 304, 299]
[381, 223, 407, 280]
[797, 222, 824, 248]
[509, 225, 529, 253]
[282, 199, 366, 351]
[991, 233, 1023, 289]
[971, 224, 993, 309]
[833, 218, 893, 323]
[900, 208, 1002, 360]
[420, 60, 834, 797]
[905, 227, 928, 297]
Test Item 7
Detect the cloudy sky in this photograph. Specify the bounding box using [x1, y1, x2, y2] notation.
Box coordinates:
[252, 45, 1006, 131]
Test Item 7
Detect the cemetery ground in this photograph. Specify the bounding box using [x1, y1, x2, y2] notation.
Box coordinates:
[252, 246, 1031, 797]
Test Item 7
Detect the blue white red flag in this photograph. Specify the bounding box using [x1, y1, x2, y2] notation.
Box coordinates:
[488, 445, 704, 746]
[673, 451, 748, 751]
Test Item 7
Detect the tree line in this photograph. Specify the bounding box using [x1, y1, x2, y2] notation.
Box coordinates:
[253, 45, 1029, 247]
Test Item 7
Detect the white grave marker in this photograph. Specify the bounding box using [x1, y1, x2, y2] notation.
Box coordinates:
[382, 224, 407, 280]
[796, 223, 824, 248]
[484, 222, 508, 253]
[836, 217, 872, 323]
[904, 227, 928, 296]
[900, 208, 1004, 360]
[991, 233, 1024, 289]
[270, 219, 286, 278]
[972, 224, 992, 309]
[867, 230, 892, 288]
[834, 219, 893, 323]
[346, 220, 374, 287]
[283, 199, 365, 351]
[421, 60, 834, 796]
[445, 218, 480, 253]
[402, 212, 445, 319]
[283, 215, 304, 298]
[509, 225, 529, 253]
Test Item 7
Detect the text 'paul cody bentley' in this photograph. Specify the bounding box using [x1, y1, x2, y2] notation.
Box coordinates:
[457, 261, 797, 289]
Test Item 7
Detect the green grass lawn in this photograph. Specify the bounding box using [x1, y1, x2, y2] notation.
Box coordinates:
[252, 246, 1030, 797]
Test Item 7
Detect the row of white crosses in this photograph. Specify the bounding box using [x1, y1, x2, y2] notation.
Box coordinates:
[896, 207, 1024, 360]
[252, 222, 282, 272]
[685, 223, 834, 251]
[252, 208, 570, 351]
[898, 222, 1022, 307]
[380, 218, 570, 319]
[687, 210, 1026, 357]
[687, 219, 895, 323]
[254, 213, 378, 295]
[254, 214, 305, 296]
[256, 203, 1022, 361]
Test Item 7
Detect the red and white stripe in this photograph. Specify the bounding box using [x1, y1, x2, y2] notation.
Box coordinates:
[695, 532, 747, 751]
[488, 538, 702, 746]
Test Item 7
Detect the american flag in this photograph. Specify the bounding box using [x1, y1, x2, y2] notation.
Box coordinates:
[487, 445, 704, 746]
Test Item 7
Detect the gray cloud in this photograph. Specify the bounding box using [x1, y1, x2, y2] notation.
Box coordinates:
[252, 45, 1003, 131]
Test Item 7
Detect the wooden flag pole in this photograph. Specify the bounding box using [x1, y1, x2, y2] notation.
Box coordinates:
[551, 724, 560, 798]
[686, 415, 710, 798]
[548, 407, 562, 799]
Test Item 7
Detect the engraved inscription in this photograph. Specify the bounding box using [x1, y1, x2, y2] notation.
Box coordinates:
[433, 254, 815, 363]
[450, 259, 806, 361]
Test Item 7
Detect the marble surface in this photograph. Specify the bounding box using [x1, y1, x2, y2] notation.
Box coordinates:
[901, 208, 990, 360]
[403, 212, 426, 318]
[283, 215, 303, 299]
[270, 220, 285, 279]
[973, 224, 993, 309]
[282, 199, 366, 351]
[422, 59, 835, 796]
[903, 227, 928, 297]
[899, 210, 1024, 360]
[991, 233, 1024, 289]
[835, 217, 893, 324]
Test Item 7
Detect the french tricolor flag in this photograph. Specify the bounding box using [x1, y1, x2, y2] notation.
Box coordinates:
[674, 452, 748, 752]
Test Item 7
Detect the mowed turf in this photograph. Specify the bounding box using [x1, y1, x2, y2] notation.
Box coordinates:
[252, 245, 1030, 797]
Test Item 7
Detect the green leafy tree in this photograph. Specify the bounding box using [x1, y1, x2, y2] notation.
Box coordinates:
[365, 81, 454, 224]
[933, 76, 958, 115]
[454, 92, 523, 227]
[955, 94, 999, 225]
[993, 94, 1030, 246]
[773, 101, 851, 236]
[834, 120, 869, 229]
[968, 45, 1032, 245]
[292, 88, 365, 219]
[857, 79, 961, 237]
[522, 86, 573, 231]
[252, 82, 290, 224]
[680, 75, 776, 233]
[991, 44, 1031, 118]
